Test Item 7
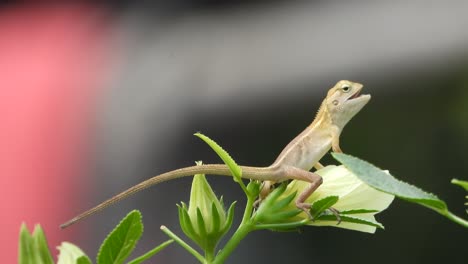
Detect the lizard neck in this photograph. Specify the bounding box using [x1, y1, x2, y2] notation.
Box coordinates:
[309, 100, 333, 129]
[272, 101, 334, 170]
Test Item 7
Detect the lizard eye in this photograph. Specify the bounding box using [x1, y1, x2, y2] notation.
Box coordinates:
[341, 84, 351, 92]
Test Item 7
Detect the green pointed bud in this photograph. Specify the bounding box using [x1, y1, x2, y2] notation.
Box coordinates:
[246, 180, 262, 197]
[178, 161, 236, 252]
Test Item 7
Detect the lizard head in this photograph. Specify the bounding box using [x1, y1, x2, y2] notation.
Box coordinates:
[324, 80, 371, 129]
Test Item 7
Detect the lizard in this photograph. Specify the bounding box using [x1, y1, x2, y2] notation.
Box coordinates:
[60, 80, 370, 229]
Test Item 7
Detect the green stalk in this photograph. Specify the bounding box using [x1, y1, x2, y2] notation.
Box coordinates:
[212, 195, 256, 264]
[127, 240, 174, 264]
[160, 226, 206, 263]
[205, 246, 215, 263]
[212, 222, 253, 264]
[444, 211, 468, 228]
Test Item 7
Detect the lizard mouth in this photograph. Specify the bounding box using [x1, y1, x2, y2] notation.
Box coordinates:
[348, 87, 364, 100]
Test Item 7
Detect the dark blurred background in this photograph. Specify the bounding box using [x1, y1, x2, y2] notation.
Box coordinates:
[2, 1, 468, 263]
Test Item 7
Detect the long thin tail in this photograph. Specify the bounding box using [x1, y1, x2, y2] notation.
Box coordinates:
[60, 164, 270, 229]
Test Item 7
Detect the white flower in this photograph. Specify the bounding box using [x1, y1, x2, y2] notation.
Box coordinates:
[281, 165, 395, 233]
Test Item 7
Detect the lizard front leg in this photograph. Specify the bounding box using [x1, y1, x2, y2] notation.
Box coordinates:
[314, 162, 324, 170]
[331, 126, 343, 153]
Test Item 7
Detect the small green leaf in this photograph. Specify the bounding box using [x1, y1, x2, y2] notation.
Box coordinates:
[211, 202, 221, 232]
[57, 242, 91, 264]
[194, 133, 242, 180]
[452, 179, 468, 191]
[222, 201, 237, 233]
[340, 209, 379, 215]
[178, 204, 199, 243]
[19, 223, 34, 264]
[196, 208, 207, 237]
[97, 210, 143, 264]
[316, 214, 384, 229]
[310, 196, 339, 219]
[271, 191, 297, 211]
[77, 256, 93, 264]
[32, 225, 54, 264]
[127, 240, 174, 264]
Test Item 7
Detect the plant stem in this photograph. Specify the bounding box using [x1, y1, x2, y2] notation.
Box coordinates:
[212, 222, 253, 264]
[212, 195, 256, 264]
[127, 240, 174, 264]
[160, 226, 206, 263]
[241, 195, 255, 225]
[205, 246, 216, 263]
[444, 211, 468, 228]
[255, 219, 310, 230]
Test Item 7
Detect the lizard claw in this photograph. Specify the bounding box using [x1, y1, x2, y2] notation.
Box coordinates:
[327, 207, 341, 225]
[253, 197, 263, 209]
[296, 203, 314, 221]
[297, 204, 341, 224]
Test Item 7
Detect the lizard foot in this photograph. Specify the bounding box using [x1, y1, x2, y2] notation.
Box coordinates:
[327, 207, 341, 225]
[296, 202, 314, 221]
[296, 203, 341, 224]
[253, 197, 263, 209]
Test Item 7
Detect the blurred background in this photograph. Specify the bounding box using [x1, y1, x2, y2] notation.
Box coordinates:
[2, 1, 468, 263]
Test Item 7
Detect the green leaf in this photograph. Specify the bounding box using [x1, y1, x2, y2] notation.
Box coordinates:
[316, 214, 384, 229]
[271, 191, 297, 211]
[97, 210, 143, 264]
[178, 203, 199, 243]
[211, 202, 221, 232]
[57, 242, 91, 264]
[19, 223, 34, 264]
[340, 209, 380, 215]
[332, 153, 468, 228]
[127, 240, 174, 264]
[310, 196, 339, 219]
[194, 133, 242, 180]
[32, 225, 54, 264]
[77, 256, 93, 264]
[196, 208, 207, 238]
[452, 179, 468, 191]
[222, 201, 237, 233]
[332, 153, 445, 209]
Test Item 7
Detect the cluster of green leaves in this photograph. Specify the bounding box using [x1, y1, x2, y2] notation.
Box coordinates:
[19, 211, 173, 264]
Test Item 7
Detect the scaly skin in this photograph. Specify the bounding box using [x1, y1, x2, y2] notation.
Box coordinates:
[61, 80, 370, 229]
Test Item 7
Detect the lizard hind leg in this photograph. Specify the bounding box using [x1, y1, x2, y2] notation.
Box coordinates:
[284, 166, 342, 224]
[281, 166, 323, 215]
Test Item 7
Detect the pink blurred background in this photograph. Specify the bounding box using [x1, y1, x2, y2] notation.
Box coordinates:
[0, 4, 112, 262]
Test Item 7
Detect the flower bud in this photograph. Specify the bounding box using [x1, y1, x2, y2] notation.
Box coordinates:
[178, 162, 235, 251]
